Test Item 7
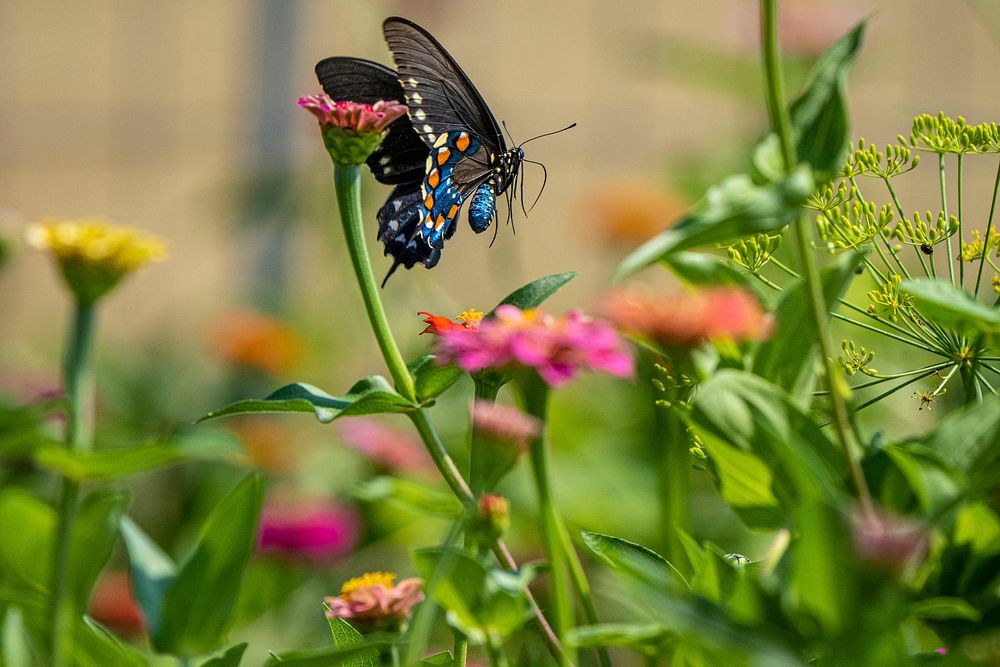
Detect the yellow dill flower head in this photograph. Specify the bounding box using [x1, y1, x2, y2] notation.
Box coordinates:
[340, 571, 396, 597]
[26, 218, 168, 303]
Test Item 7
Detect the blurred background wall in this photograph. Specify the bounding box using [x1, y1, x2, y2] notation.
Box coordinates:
[2, 0, 1000, 425]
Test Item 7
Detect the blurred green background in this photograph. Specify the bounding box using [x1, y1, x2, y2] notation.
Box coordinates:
[3, 1, 1000, 663]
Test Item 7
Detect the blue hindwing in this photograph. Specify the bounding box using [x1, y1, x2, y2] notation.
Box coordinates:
[416, 132, 484, 249]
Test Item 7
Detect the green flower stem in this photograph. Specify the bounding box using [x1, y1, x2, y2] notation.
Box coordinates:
[760, 0, 873, 512]
[330, 164, 567, 665]
[520, 377, 575, 667]
[975, 369, 997, 396]
[974, 159, 1000, 296]
[882, 178, 932, 278]
[958, 154, 965, 287]
[831, 313, 941, 353]
[486, 636, 510, 667]
[813, 362, 952, 395]
[849, 176, 911, 280]
[939, 154, 956, 286]
[333, 164, 417, 402]
[470, 376, 503, 495]
[49, 300, 97, 667]
[452, 630, 468, 667]
[853, 367, 945, 413]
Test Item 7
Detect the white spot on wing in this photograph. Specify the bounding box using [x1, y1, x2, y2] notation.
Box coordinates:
[414, 109, 426, 121]
[412, 92, 423, 104]
[422, 124, 433, 134]
[407, 77, 418, 88]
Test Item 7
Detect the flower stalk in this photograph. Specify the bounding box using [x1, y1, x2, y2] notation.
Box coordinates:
[760, 0, 874, 511]
[49, 299, 97, 666]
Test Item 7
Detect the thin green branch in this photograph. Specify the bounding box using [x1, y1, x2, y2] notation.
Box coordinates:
[975, 159, 1000, 296]
[940, 154, 956, 285]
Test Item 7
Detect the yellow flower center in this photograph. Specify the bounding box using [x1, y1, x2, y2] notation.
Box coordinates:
[457, 308, 484, 329]
[340, 571, 396, 597]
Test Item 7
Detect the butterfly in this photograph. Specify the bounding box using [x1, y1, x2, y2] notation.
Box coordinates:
[316, 17, 553, 285]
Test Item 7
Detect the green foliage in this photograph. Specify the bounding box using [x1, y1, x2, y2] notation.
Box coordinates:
[199, 378, 414, 424]
[324, 615, 378, 667]
[616, 168, 814, 277]
[408, 355, 464, 404]
[488, 271, 578, 315]
[351, 476, 463, 519]
[121, 472, 264, 657]
[199, 643, 249, 667]
[901, 278, 1000, 337]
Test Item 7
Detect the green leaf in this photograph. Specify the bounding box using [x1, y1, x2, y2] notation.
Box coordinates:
[119, 516, 176, 639]
[702, 441, 783, 530]
[70, 489, 129, 611]
[0, 399, 62, 456]
[789, 499, 852, 634]
[787, 21, 866, 181]
[199, 643, 249, 667]
[752, 249, 865, 399]
[489, 271, 578, 314]
[263, 643, 391, 667]
[616, 168, 814, 278]
[408, 355, 464, 403]
[420, 651, 453, 665]
[324, 615, 378, 667]
[2, 608, 32, 667]
[900, 278, 1000, 337]
[157, 472, 265, 656]
[352, 476, 463, 519]
[76, 617, 147, 667]
[199, 377, 414, 424]
[567, 623, 671, 653]
[923, 396, 1000, 493]
[659, 252, 770, 301]
[909, 597, 982, 622]
[688, 371, 845, 510]
[0, 489, 54, 591]
[412, 548, 533, 644]
[34, 433, 242, 481]
[580, 531, 686, 587]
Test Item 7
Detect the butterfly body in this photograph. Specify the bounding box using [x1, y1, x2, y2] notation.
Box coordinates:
[316, 17, 530, 283]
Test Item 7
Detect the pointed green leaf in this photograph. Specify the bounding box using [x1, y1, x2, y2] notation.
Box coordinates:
[752, 249, 865, 399]
[489, 271, 578, 314]
[408, 355, 464, 403]
[352, 476, 463, 519]
[199, 643, 249, 667]
[324, 614, 378, 667]
[70, 489, 129, 611]
[199, 378, 414, 424]
[77, 617, 147, 667]
[660, 252, 767, 298]
[120, 516, 176, 638]
[420, 651, 453, 665]
[263, 642, 391, 667]
[0, 490, 54, 591]
[157, 472, 265, 656]
[580, 531, 686, 587]
[909, 597, 982, 622]
[900, 278, 1000, 337]
[616, 168, 813, 278]
[567, 622, 671, 652]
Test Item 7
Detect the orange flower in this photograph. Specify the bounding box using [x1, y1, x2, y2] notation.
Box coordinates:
[582, 180, 688, 245]
[418, 309, 483, 335]
[227, 417, 300, 473]
[88, 572, 144, 637]
[602, 286, 772, 347]
[207, 309, 305, 375]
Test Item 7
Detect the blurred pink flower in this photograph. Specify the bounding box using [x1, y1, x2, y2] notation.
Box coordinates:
[851, 507, 929, 574]
[434, 305, 634, 387]
[258, 497, 360, 562]
[472, 401, 540, 449]
[601, 286, 772, 347]
[324, 572, 424, 626]
[297, 94, 407, 134]
[337, 417, 435, 475]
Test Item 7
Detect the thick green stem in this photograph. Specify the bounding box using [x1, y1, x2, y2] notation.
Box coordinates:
[408, 409, 474, 501]
[49, 300, 96, 666]
[333, 164, 416, 401]
[521, 378, 575, 666]
[452, 630, 468, 667]
[760, 0, 873, 512]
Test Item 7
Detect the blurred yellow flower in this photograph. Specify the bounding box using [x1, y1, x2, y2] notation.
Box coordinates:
[26, 218, 167, 303]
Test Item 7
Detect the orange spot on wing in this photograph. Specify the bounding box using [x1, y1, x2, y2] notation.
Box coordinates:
[456, 133, 470, 152]
[424, 193, 434, 208]
[427, 170, 440, 188]
[435, 214, 446, 230]
[437, 148, 452, 165]
[448, 204, 459, 219]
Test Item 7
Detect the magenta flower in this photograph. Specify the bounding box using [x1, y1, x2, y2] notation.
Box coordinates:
[298, 93, 407, 165]
[258, 497, 360, 562]
[434, 305, 634, 387]
[324, 572, 424, 627]
[851, 507, 928, 574]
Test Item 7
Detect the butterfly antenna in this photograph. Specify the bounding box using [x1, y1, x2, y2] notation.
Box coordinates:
[501, 119, 517, 147]
[519, 162, 529, 217]
[517, 122, 577, 148]
[522, 159, 548, 212]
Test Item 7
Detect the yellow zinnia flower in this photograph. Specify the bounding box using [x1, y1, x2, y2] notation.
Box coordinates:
[27, 218, 167, 303]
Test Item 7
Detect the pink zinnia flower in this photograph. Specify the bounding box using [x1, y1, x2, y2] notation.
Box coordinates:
[258, 497, 360, 562]
[337, 417, 435, 475]
[434, 305, 634, 387]
[297, 94, 407, 134]
[472, 401, 541, 449]
[601, 286, 772, 347]
[324, 572, 424, 626]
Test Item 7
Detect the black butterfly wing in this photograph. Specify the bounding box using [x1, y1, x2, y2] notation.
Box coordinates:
[382, 17, 506, 155]
[314, 56, 428, 185]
